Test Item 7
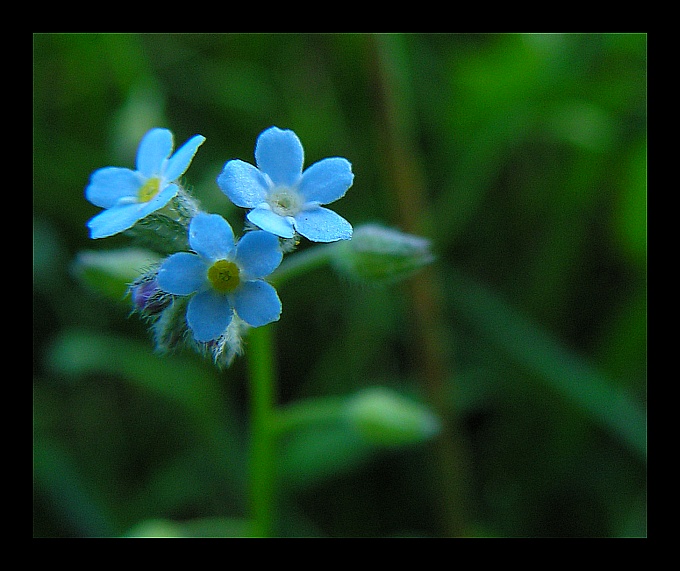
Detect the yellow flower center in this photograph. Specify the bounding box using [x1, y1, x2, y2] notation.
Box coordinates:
[207, 260, 241, 293]
[138, 177, 162, 202]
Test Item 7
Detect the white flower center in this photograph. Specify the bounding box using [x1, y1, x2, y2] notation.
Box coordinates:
[267, 187, 303, 217]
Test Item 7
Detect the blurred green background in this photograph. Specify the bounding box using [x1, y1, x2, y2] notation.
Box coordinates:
[33, 33, 646, 538]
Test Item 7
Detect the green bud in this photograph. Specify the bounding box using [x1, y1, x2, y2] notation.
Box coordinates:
[125, 188, 200, 255]
[151, 296, 189, 353]
[124, 519, 183, 538]
[124, 517, 254, 538]
[344, 387, 441, 447]
[331, 224, 434, 285]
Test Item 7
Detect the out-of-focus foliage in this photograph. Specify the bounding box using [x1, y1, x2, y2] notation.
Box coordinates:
[33, 33, 646, 537]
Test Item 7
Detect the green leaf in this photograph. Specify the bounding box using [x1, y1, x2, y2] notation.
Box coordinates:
[278, 422, 374, 490]
[47, 329, 216, 412]
[45, 329, 247, 492]
[71, 248, 161, 301]
[276, 388, 441, 490]
[33, 437, 118, 537]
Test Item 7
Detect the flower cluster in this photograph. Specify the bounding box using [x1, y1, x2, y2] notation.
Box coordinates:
[86, 126, 354, 365]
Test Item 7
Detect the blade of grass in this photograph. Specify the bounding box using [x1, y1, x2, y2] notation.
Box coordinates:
[447, 267, 646, 462]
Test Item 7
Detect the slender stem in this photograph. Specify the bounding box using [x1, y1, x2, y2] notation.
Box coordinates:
[246, 324, 277, 537]
[268, 242, 338, 288]
[371, 33, 470, 536]
[271, 396, 346, 436]
[243, 244, 339, 537]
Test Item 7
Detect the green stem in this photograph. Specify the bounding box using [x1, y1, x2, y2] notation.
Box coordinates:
[268, 242, 338, 288]
[271, 396, 346, 436]
[246, 324, 277, 537]
[371, 33, 470, 536]
[243, 243, 340, 537]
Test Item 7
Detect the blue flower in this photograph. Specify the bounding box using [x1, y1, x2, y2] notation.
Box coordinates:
[217, 126, 354, 242]
[156, 213, 283, 342]
[85, 128, 205, 239]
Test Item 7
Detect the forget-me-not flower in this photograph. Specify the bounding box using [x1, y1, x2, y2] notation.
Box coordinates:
[156, 213, 283, 343]
[217, 126, 354, 242]
[85, 128, 205, 239]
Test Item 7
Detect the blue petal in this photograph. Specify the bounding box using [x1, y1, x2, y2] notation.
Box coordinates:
[255, 127, 304, 186]
[157, 252, 207, 295]
[299, 157, 354, 205]
[85, 167, 142, 208]
[294, 206, 353, 242]
[235, 231, 283, 279]
[187, 290, 233, 342]
[87, 202, 147, 239]
[247, 206, 296, 239]
[188, 213, 236, 261]
[217, 159, 270, 208]
[162, 134, 206, 181]
[136, 128, 173, 178]
[232, 280, 281, 327]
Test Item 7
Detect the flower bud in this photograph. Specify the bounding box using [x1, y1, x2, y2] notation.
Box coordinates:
[331, 224, 434, 285]
[344, 387, 441, 447]
[130, 276, 172, 316]
[150, 295, 189, 353]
